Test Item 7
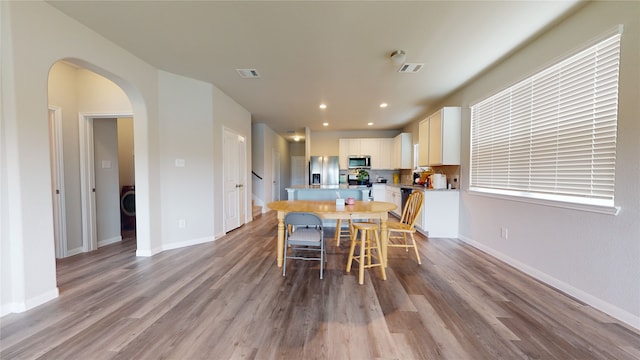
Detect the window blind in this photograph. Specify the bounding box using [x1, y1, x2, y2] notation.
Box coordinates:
[470, 33, 621, 207]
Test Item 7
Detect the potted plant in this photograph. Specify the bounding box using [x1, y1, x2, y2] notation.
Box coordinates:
[356, 169, 369, 185]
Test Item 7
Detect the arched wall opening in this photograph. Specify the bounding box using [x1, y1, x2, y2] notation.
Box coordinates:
[47, 58, 153, 259]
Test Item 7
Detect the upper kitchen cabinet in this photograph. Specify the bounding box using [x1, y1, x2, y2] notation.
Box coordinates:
[339, 138, 394, 169]
[418, 118, 430, 167]
[419, 107, 461, 166]
[377, 138, 394, 169]
[393, 132, 412, 169]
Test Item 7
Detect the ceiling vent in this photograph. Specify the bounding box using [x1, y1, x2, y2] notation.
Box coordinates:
[236, 69, 261, 78]
[398, 63, 424, 73]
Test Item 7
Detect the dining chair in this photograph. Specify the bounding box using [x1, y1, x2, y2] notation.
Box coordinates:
[283, 212, 326, 279]
[386, 190, 424, 264]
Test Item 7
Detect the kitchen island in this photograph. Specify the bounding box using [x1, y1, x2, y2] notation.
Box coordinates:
[285, 184, 371, 201]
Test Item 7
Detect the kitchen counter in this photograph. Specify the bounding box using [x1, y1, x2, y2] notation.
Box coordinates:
[285, 185, 371, 201]
[381, 183, 459, 191]
[285, 184, 369, 190]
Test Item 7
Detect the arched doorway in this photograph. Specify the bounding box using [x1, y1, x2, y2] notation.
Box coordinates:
[47, 60, 139, 258]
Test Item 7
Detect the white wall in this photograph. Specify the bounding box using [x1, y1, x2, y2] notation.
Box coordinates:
[48, 62, 82, 252]
[117, 118, 135, 187]
[420, 1, 640, 329]
[158, 71, 215, 249]
[252, 123, 290, 205]
[48, 63, 134, 254]
[212, 87, 252, 235]
[1, 1, 251, 316]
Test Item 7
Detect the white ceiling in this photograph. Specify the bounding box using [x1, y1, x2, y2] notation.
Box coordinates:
[47, 0, 583, 141]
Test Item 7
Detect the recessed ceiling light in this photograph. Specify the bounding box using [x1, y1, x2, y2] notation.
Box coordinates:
[319, 104, 327, 109]
[323, 122, 329, 126]
[367, 122, 374, 126]
[293, 136, 300, 142]
[380, 103, 388, 108]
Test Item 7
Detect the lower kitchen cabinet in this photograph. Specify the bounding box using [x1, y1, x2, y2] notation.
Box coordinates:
[385, 186, 402, 217]
[416, 190, 459, 238]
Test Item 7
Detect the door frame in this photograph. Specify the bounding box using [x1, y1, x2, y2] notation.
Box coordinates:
[49, 106, 68, 258]
[78, 112, 133, 252]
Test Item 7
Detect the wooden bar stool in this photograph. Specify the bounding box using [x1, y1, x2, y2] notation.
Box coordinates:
[346, 222, 387, 285]
[334, 219, 353, 246]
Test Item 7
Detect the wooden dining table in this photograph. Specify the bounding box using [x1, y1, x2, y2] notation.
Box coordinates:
[267, 200, 397, 268]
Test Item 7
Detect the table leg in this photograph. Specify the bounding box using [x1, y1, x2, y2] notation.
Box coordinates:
[277, 211, 285, 267]
[380, 212, 389, 267]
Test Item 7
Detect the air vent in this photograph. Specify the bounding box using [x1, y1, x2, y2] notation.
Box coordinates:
[398, 63, 424, 73]
[236, 69, 261, 78]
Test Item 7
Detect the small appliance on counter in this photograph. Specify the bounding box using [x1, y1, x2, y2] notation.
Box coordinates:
[429, 174, 447, 189]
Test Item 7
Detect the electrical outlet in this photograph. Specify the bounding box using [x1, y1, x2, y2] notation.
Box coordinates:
[501, 227, 508, 239]
[178, 219, 186, 228]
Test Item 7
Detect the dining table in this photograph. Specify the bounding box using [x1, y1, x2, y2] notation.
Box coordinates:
[267, 200, 397, 268]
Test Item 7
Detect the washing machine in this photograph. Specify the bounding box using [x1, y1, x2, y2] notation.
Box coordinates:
[120, 185, 136, 230]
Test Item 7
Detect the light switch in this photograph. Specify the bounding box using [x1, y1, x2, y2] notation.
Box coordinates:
[175, 159, 185, 167]
[101, 160, 112, 169]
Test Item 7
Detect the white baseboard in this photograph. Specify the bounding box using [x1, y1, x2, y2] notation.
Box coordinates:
[98, 235, 122, 248]
[162, 236, 214, 251]
[458, 234, 640, 331]
[0, 288, 59, 317]
[67, 246, 83, 256]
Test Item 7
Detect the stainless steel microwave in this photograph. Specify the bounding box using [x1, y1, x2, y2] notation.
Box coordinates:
[348, 155, 371, 169]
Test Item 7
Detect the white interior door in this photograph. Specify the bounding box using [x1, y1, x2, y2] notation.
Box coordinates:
[223, 128, 247, 232]
[93, 118, 122, 247]
[48, 107, 67, 258]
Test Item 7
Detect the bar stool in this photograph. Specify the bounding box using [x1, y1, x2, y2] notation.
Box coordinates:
[346, 222, 387, 285]
[334, 219, 353, 246]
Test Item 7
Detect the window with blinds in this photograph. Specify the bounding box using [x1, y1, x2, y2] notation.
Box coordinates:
[470, 32, 621, 208]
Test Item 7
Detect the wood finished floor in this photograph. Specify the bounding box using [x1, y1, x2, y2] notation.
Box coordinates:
[1, 212, 639, 359]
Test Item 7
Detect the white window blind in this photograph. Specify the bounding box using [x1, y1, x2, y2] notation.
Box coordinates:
[470, 33, 621, 208]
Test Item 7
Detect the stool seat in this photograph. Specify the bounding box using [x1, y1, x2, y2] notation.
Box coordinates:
[346, 222, 386, 285]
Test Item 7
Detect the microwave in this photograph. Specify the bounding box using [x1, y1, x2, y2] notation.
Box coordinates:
[348, 155, 371, 169]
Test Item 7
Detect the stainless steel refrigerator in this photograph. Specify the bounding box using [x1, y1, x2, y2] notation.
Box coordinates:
[309, 156, 339, 185]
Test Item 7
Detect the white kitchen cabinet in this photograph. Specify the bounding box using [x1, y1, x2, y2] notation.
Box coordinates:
[415, 190, 459, 238]
[371, 184, 386, 201]
[418, 118, 430, 167]
[339, 138, 395, 169]
[393, 132, 412, 169]
[418, 107, 461, 166]
[428, 107, 461, 166]
[385, 186, 402, 217]
[377, 138, 394, 169]
[339, 138, 362, 169]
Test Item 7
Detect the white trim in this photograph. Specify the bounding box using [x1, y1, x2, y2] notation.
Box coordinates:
[48, 106, 68, 258]
[98, 235, 122, 248]
[162, 236, 215, 251]
[458, 234, 640, 331]
[78, 112, 133, 253]
[468, 189, 621, 215]
[67, 247, 83, 257]
[136, 247, 162, 257]
[1, 288, 60, 316]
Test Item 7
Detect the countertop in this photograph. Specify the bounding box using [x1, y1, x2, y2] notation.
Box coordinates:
[285, 184, 370, 190]
[374, 183, 460, 191]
